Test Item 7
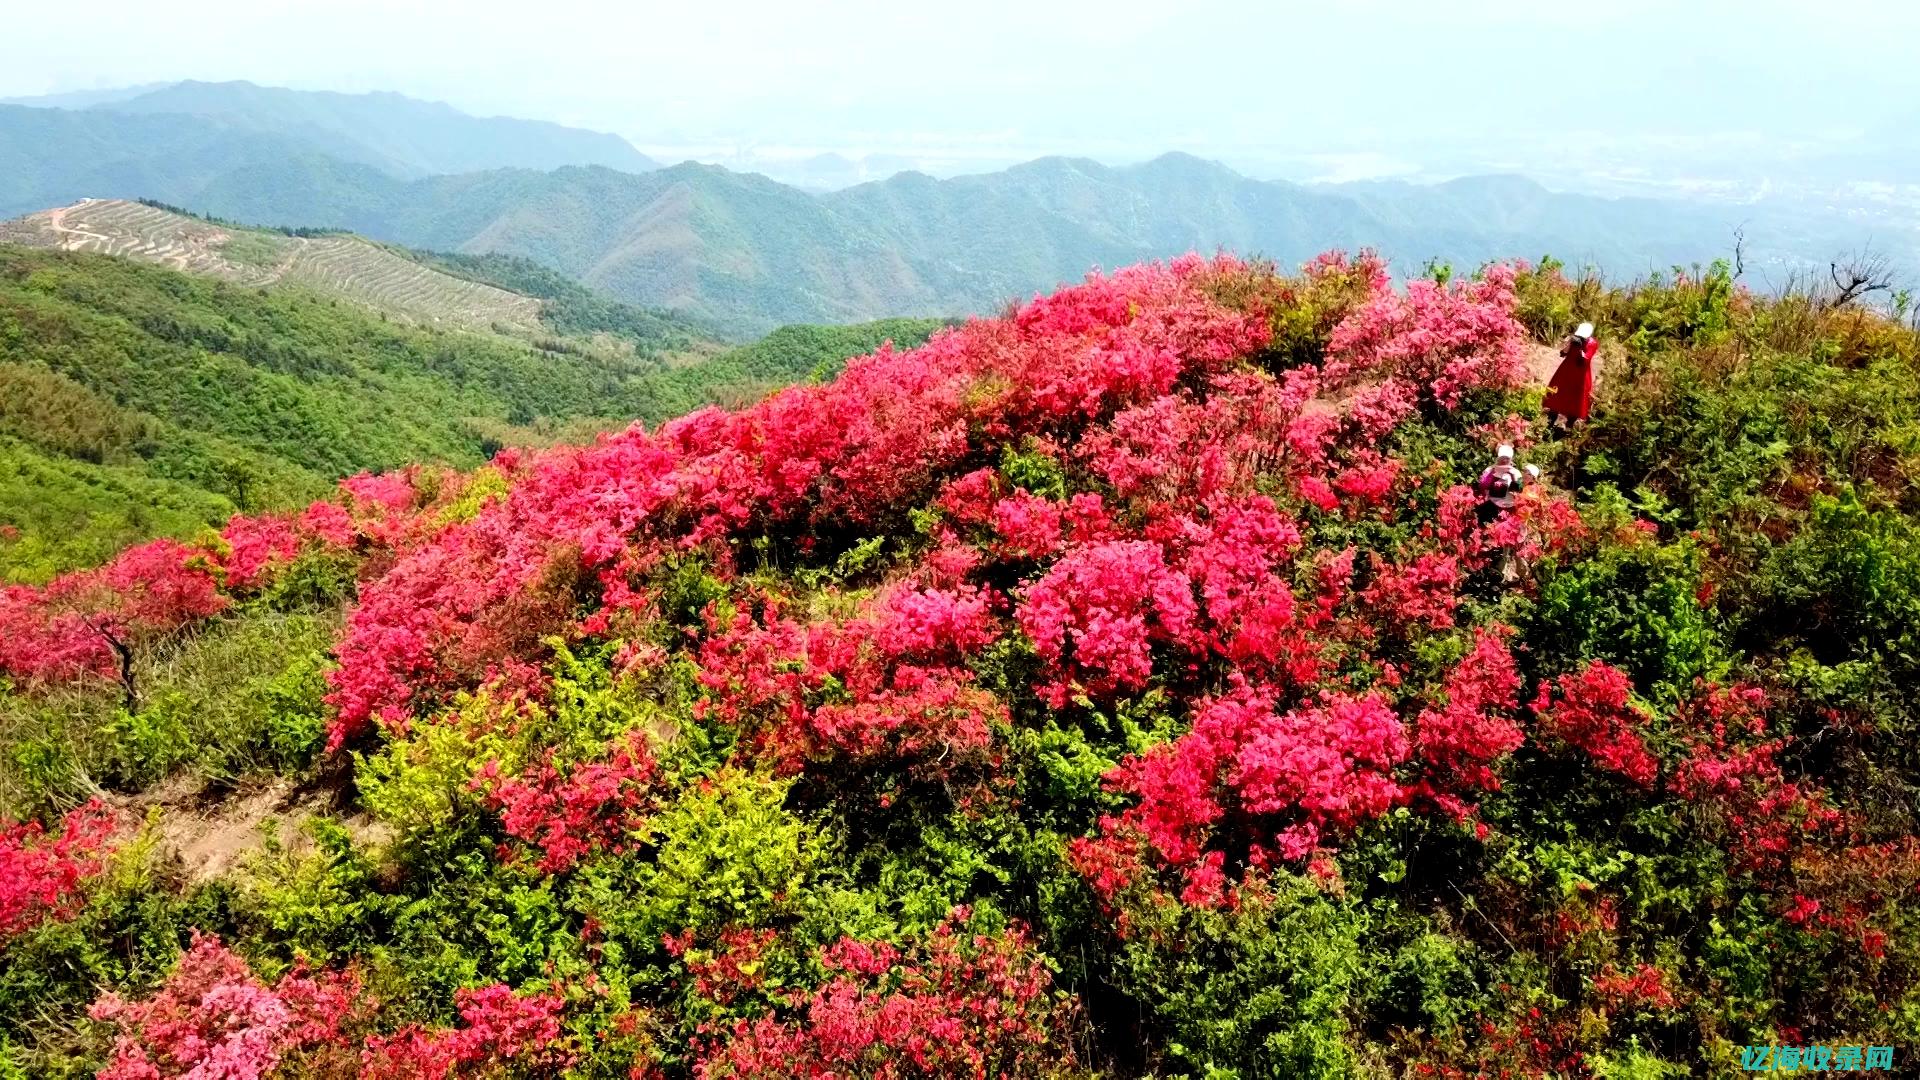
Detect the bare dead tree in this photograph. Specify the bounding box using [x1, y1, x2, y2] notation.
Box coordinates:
[1730, 223, 1748, 280]
[1827, 247, 1896, 310]
[78, 613, 139, 713]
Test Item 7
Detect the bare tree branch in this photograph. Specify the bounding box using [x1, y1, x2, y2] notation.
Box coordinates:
[1827, 247, 1895, 310]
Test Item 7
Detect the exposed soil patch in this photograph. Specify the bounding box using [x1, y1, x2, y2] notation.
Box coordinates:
[105, 774, 391, 885]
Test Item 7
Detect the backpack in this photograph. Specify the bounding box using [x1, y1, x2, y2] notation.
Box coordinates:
[1480, 465, 1522, 507]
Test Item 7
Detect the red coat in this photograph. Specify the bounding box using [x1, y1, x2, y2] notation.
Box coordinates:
[1543, 337, 1597, 419]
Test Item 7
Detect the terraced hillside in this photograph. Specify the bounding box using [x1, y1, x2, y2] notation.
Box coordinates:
[0, 198, 540, 331]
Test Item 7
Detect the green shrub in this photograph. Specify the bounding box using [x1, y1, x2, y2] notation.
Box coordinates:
[237, 817, 396, 969]
[358, 691, 530, 847]
[1106, 875, 1365, 1078]
[101, 694, 194, 787]
[1747, 490, 1920, 668]
[571, 770, 826, 951]
[1529, 495, 1729, 701]
[1589, 1044, 1689, 1079]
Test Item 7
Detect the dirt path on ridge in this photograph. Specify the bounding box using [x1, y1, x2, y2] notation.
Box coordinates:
[44, 200, 115, 249]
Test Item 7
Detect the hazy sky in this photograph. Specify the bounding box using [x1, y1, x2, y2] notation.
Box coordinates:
[4, 1, 1916, 180]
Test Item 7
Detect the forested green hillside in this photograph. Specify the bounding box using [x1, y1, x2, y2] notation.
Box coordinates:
[415, 248, 729, 345]
[620, 317, 953, 420]
[0, 246, 944, 582]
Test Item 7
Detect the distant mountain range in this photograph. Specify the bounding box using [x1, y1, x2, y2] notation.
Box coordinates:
[2, 80, 1906, 334]
[0, 82, 177, 110]
[1, 79, 653, 193]
[163, 153, 1885, 333]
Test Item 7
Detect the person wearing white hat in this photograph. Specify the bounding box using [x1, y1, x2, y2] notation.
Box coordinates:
[1475, 443, 1537, 525]
[1544, 322, 1599, 431]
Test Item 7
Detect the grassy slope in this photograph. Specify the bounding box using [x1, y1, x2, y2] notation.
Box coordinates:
[0, 245, 947, 583]
[0, 434, 235, 582]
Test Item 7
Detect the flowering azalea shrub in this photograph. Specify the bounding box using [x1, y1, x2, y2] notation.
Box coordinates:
[1667, 684, 1844, 875]
[360, 984, 572, 1079]
[1530, 661, 1658, 787]
[90, 933, 363, 1080]
[218, 514, 306, 594]
[0, 540, 226, 696]
[692, 910, 1078, 1080]
[1018, 539, 1199, 707]
[0, 800, 117, 939]
[478, 730, 664, 873]
[89, 932, 570, 1080]
[1324, 262, 1528, 409]
[5, 255, 1920, 1077]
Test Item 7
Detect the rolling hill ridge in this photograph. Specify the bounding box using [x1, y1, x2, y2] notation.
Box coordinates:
[7, 83, 1906, 335]
[106, 152, 1895, 334]
[0, 197, 733, 354]
[3, 80, 655, 180]
[86, 80, 657, 178]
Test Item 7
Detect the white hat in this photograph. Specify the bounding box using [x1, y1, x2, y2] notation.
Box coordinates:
[1574, 322, 1594, 340]
[1496, 443, 1515, 460]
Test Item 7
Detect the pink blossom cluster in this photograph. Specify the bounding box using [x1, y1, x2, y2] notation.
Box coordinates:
[1324, 263, 1529, 407]
[216, 513, 305, 593]
[692, 910, 1076, 1080]
[214, 472, 413, 591]
[1667, 685, 1844, 874]
[691, 592, 1002, 779]
[1530, 661, 1659, 787]
[478, 730, 664, 873]
[1409, 631, 1526, 814]
[92, 932, 568, 1080]
[1017, 539, 1199, 707]
[91, 933, 362, 1080]
[1071, 632, 1527, 906]
[361, 984, 571, 1079]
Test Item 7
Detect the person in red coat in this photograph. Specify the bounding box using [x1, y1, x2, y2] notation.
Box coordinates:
[1544, 322, 1598, 430]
